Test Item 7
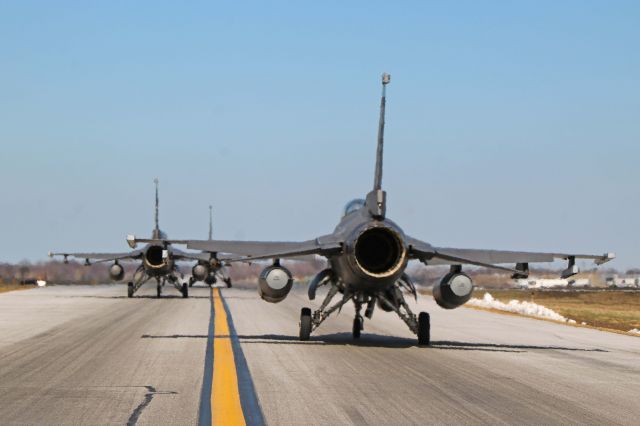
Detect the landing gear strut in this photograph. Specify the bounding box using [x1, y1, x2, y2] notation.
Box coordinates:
[353, 299, 364, 339]
[299, 280, 431, 346]
[299, 282, 350, 341]
[127, 266, 150, 298]
[378, 285, 431, 346]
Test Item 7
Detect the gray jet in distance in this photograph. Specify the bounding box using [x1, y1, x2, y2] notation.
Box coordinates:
[132, 74, 614, 344]
[50, 180, 228, 298]
[188, 205, 233, 288]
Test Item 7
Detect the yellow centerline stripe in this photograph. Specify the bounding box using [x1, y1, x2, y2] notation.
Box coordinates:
[212, 288, 246, 426]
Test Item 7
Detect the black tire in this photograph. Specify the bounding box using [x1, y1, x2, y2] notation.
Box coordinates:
[182, 283, 189, 298]
[225, 278, 232, 288]
[188, 278, 194, 288]
[156, 285, 161, 298]
[353, 316, 363, 339]
[300, 307, 312, 341]
[127, 282, 134, 298]
[418, 312, 430, 346]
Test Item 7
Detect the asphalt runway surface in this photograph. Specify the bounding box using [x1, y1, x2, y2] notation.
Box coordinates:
[0, 284, 639, 425]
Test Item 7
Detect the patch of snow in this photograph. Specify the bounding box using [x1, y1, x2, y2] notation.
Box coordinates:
[36, 280, 47, 287]
[581, 322, 587, 325]
[467, 292, 575, 323]
[629, 329, 640, 335]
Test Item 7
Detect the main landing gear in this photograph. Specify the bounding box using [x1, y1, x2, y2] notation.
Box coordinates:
[417, 312, 430, 346]
[181, 282, 189, 298]
[299, 281, 431, 346]
[223, 277, 232, 288]
[352, 315, 363, 339]
[299, 307, 312, 341]
[127, 266, 150, 298]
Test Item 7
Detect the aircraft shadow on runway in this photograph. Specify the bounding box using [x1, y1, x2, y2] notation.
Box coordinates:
[58, 295, 210, 299]
[141, 334, 208, 339]
[139, 332, 608, 353]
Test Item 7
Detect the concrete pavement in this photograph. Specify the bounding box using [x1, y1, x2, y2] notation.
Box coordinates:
[0, 284, 639, 425]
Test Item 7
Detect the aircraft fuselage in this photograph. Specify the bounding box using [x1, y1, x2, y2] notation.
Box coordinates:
[329, 208, 408, 294]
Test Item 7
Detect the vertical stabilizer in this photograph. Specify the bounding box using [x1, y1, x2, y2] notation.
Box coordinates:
[208, 205, 213, 240]
[153, 178, 160, 238]
[366, 73, 390, 219]
[373, 72, 390, 191]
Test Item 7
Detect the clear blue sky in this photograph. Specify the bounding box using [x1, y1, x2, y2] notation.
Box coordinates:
[0, 1, 638, 269]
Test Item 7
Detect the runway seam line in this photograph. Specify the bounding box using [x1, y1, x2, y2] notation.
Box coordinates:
[127, 385, 177, 426]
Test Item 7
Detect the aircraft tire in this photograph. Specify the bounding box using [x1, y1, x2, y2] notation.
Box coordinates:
[127, 282, 134, 298]
[352, 316, 363, 339]
[299, 307, 312, 341]
[182, 283, 189, 298]
[225, 278, 232, 288]
[418, 312, 430, 346]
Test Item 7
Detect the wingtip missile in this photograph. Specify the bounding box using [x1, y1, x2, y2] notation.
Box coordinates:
[595, 252, 615, 265]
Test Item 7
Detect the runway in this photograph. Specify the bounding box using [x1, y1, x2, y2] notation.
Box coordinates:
[0, 284, 639, 425]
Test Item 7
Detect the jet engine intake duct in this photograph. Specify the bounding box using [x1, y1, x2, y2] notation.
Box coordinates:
[354, 227, 405, 277]
[109, 263, 124, 281]
[258, 264, 293, 303]
[145, 245, 166, 268]
[433, 271, 474, 309]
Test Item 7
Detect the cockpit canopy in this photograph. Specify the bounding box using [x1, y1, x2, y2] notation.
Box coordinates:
[342, 199, 365, 217]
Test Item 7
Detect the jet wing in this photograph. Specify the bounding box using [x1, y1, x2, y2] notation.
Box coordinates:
[48, 250, 143, 263]
[170, 248, 213, 263]
[185, 235, 343, 261]
[407, 236, 615, 275]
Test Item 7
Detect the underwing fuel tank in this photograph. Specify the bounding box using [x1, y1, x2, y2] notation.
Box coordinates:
[109, 263, 124, 281]
[433, 271, 474, 309]
[192, 263, 209, 281]
[258, 264, 293, 303]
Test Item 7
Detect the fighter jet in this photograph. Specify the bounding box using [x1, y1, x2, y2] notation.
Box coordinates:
[136, 74, 614, 344]
[188, 205, 233, 288]
[49, 179, 217, 298]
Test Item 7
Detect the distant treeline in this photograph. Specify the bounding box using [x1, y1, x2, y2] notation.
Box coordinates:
[0, 258, 329, 285]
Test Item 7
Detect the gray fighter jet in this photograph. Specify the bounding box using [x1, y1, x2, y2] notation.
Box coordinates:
[133, 74, 614, 344]
[188, 205, 233, 288]
[49, 179, 221, 298]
